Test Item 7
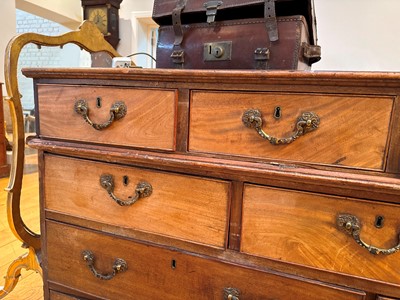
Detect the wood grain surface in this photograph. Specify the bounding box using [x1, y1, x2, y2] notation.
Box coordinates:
[0, 173, 43, 300]
[189, 91, 393, 170]
[241, 183, 400, 285]
[37, 84, 177, 151]
[46, 220, 366, 300]
[49, 290, 80, 300]
[43, 154, 230, 248]
[23, 67, 400, 299]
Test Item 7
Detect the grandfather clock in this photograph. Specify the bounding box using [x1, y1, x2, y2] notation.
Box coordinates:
[81, 0, 123, 49]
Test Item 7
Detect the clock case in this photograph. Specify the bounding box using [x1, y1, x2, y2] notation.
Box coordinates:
[82, 0, 122, 49]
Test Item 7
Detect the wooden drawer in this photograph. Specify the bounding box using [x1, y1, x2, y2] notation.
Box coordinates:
[241, 184, 400, 285]
[49, 291, 80, 300]
[44, 155, 229, 248]
[37, 84, 177, 150]
[46, 221, 366, 300]
[189, 91, 393, 171]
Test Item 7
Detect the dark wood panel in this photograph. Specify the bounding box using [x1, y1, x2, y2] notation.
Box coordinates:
[228, 181, 243, 251]
[176, 88, 189, 152]
[385, 96, 400, 173]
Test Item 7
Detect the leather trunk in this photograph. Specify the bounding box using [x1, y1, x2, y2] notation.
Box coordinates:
[152, 0, 321, 70]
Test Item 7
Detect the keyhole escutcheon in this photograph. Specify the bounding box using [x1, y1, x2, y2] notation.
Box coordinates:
[96, 97, 102, 108]
[375, 215, 384, 228]
[274, 106, 282, 119]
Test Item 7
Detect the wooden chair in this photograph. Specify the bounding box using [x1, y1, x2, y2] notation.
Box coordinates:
[0, 21, 122, 298]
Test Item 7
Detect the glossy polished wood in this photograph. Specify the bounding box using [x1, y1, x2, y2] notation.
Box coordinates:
[24, 67, 400, 299]
[47, 220, 366, 300]
[241, 184, 400, 285]
[38, 85, 177, 151]
[43, 155, 230, 248]
[189, 91, 393, 170]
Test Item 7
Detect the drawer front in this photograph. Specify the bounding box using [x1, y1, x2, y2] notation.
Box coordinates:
[49, 291, 80, 300]
[46, 221, 366, 300]
[37, 84, 177, 150]
[44, 155, 229, 248]
[189, 91, 393, 170]
[241, 184, 400, 284]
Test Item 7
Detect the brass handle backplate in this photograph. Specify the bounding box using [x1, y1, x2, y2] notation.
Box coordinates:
[337, 214, 400, 255]
[74, 99, 127, 130]
[82, 250, 127, 280]
[242, 109, 320, 145]
[100, 174, 152, 206]
[224, 287, 240, 300]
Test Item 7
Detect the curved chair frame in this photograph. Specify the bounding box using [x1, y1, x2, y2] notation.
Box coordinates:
[1, 21, 121, 298]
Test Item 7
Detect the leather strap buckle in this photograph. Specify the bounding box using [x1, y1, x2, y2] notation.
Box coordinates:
[172, 0, 187, 46]
[204, 0, 223, 24]
[265, 0, 279, 42]
[254, 48, 270, 69]
[171, 49, 185, 68]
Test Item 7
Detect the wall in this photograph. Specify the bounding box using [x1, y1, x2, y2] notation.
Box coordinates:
[313, 0, 400, 71]
[16, 10, 90, 111]
[118, 0, 156, 65]
[16, 0, 82, 29]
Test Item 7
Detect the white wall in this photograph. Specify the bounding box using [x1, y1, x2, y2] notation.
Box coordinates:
[313, 0, 400, 71]
[118, 0, 156, 65]
[16, 0, 82, 29]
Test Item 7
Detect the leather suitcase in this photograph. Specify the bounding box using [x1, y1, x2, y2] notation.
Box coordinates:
[152, 0, 321, 70]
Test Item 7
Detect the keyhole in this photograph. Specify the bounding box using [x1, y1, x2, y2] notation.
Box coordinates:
[171, 259, 177, 269]
[274, 106, 282, 119]
[96, 97, 102, 108]
[123, 176, 129, 186]
[375, 215, 384, 228]
[212, 46, 224, 58]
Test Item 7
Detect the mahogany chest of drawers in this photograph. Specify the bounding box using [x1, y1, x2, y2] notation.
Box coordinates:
[24, 68, 400, 299]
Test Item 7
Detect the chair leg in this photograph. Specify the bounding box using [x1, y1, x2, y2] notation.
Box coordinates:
[0, 247, 42, 299]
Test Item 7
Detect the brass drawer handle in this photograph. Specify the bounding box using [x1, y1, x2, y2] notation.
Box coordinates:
[100, 174, 153, 206]
[82, 250, 127, 280]
[74, 99, 127, 130]
[224, 287, 240, 300]
[337, 214, 400, 255]
[242, 109, 320, 145]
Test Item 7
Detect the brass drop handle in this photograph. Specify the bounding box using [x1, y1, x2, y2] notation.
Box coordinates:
[100, 174, 153, 206]
[74, 99, 127, 130]
[242, 109, 320, 145]
[224, 288, 240, 300]
[82, 250, 127, 280]
[337, 214, 400, 255]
